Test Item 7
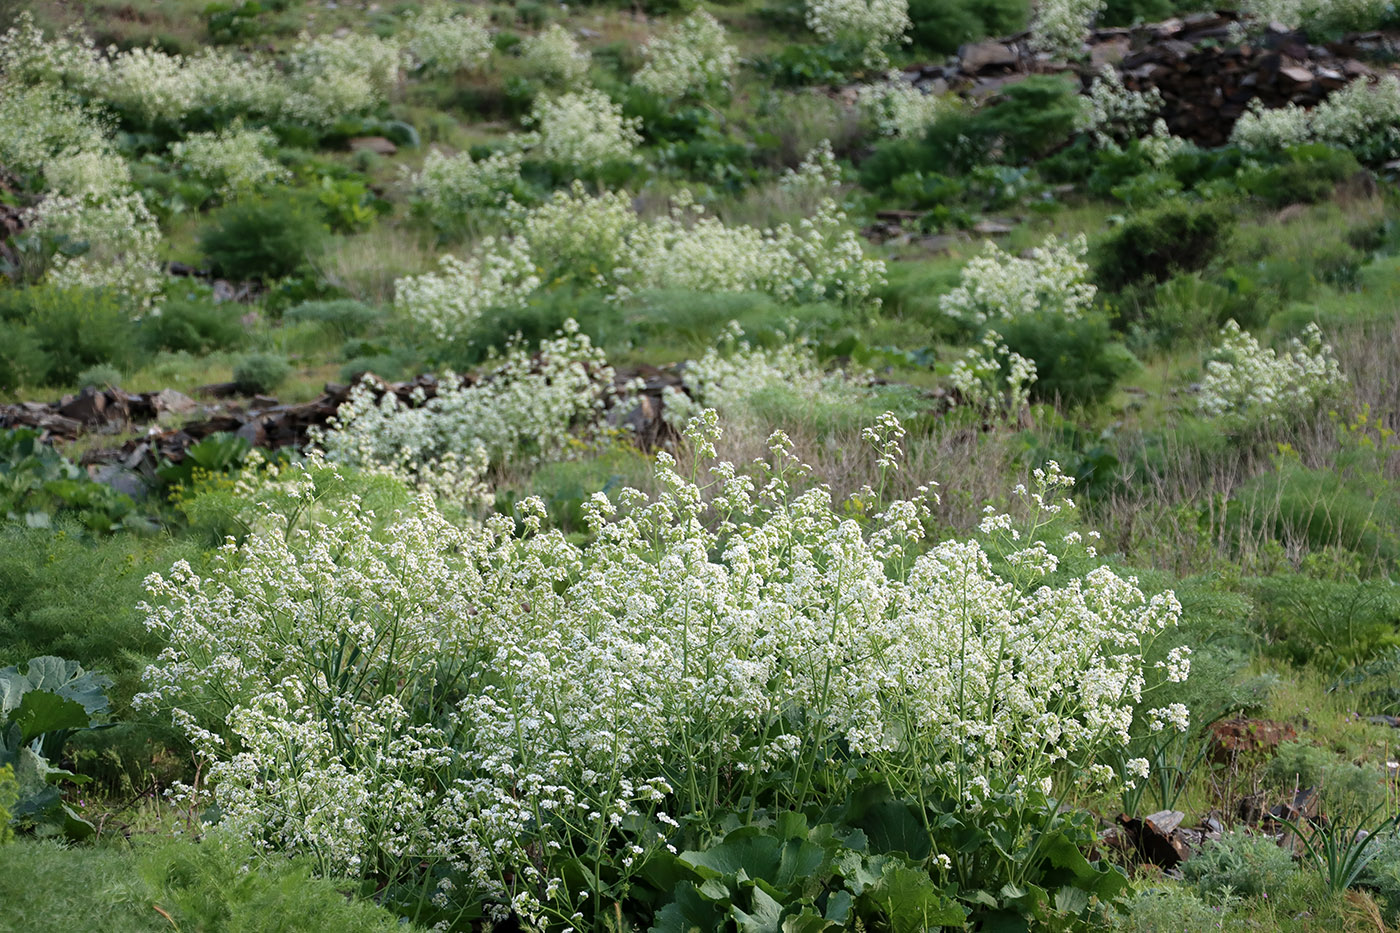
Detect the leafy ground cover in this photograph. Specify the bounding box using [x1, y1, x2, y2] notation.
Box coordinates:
[3, 0, 1400, 929]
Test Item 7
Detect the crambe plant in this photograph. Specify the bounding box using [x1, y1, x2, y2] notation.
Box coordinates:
[948, 330, 1038, 419]
[140, 411, 1185, 927]
[519, 24, 591, 86]
[399, 184, 887, 342]
[284, 32, 405, 127]
[393, 238, 540, 340]
[664, 325, 874, 428]
[1197, 320, 1347, 427]
[1231, 76, 1400, 162]
[778, 138, 843, 196]
[1080, 66, 1162, 148]
[312, 322, 615, 508]
[0, 83, 113, 184]
[634, 11, 738, 100]
[400, 3, 491, 76]
[805, 0, 911, 67]
[405, 147, 526, 230]
[1030, 0, 1104, 59]
[940, 234, 1096, 324]
[524, 88, 643, 167]
[855, 74, 945, 138]
[27, 191, 164, 307]
[169, 123, 290, 199]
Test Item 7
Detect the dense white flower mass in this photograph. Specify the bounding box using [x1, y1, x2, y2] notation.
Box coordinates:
[28, 191, 164, 307]
[0, 83, 113, 184]
[805, 0, 911, 66]
[519, 24, 591, 86]
[313, 323, 614, 507]
[1081, 66, 1162, 148]
[1030, 0, 1105, 59]
[400, 3, 492, 76]
[1196, 320, 1347, 427]
[855, 75, 945, 138]
[634, 11, 738, 100]
[524, 87, 643, 166]
[405, 147, 525, 226]
[170, 123, 290, 199]
[140, 417, 1183, 924]
[398, 184, 887, 341]
[940, 234, 1096, 324]
[1231, 76, 1400, 159]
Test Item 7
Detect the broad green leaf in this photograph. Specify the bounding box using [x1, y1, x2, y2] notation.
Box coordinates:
[650, 882, 727, 933]
[732, 884, 784, 933]
[682, 831, 783, 883]
[872, 864, 966, 931]
[12, 690, 88, 744]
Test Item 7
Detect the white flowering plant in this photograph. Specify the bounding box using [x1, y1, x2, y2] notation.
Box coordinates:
[139, 410, 1185, 927]
[404, 147, 530, 233]
[805, 0, 911, 68]
[1196, 320, 1347, 429]
[940, 234, 1097, 324]
[523, 88, 643, 169]
[311, 322, 616, 509]
[400, 3, 492, 77]
[168, 123, 290, 201]
[1030, 0, 1104, 59]
[948, 330, 1038, 420]
[26, 191, 165, 308]
[1230, 76, 1400, 164]
[634, 11, 739, 100]
[1080, 66, 1163, 149]
[518, 24, 591, 86]
[855, 74, 945, 138]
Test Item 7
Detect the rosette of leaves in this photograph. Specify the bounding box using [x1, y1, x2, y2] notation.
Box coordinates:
[0, 656, 113, 839]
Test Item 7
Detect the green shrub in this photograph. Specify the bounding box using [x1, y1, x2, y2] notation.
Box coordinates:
[0, 839, 416, 933]
[994, 312, 1139, 408]
[1265, 741, 1387, 815]
[0, 321, 48, 393]
[284, 298, 379, 339]
[861, 76, 1084, 188]
[0, 286, 138, 387]
[199, 197, 326, 281]
[1093, 201, 1233, 292]
[906, 0, 1027, 54]
[232, 352, 291, 395]
[1238, 144, 1361, 208]
[1107, 886, 1240, 932]
[73, 364, 123, 388]
[1251, 575, 1400, 671]
[139, 298, 246, 354]
[1181, 831, 1296, 900]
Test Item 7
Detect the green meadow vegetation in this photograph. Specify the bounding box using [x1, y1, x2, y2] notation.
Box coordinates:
[2, 0, 1400, 929]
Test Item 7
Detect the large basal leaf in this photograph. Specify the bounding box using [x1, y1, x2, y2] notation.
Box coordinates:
[0, 656, 112, 722]
[11, 690, 89, 745]
[681, 828, 784, 883]
[869, 864, 966, 932]
[649, 881, 728, 933]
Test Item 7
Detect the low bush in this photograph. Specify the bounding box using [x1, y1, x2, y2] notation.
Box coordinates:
[1237, 144, 1361, 208]
[0, 286, 138, 387]
[1093, 200, 1233, 292]
[1182, 831, 1296, 900]
[138, 297, 247, 354]
[995, 311, 1139, 408]
[231, 352, 291, 395]
[906, 0, 1027, 54]
[199, 197, 326, 282]
[283, 298, 378, 339]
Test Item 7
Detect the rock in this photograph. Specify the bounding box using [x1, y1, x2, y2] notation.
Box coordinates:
[348, 136, 397, 156]
[1090, 36, 1131, 67]
[1210, 718, 1297, 764]
[958, 40, 1018, 73]
[1278, 64, 1315, 85]
[972, 218, 1017, 235]
[58, 387, 107, 426]
[152, 389, 198, 415]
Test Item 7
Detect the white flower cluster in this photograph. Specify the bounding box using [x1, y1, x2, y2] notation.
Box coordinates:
[405, 147, 524, 226]
[0, 83, 114, 187]
[1080, 66, 1162, 148]
[524, 87, 643, 167]
[1237, 0, 1388, 32]
[1231, 76, 1400, 159]
[28, 191, 164, 307]
[1030, 0, 1105, 59]
[283, 31, 405, 127]
[394, 238, 540, 340]
[400, 3, 492, 77]
[948, 330, 1038, 419]
[778, 139, 843, 195]
[665, 327, 870, 427]
[313, 323, 614, 507]
[634, 11, 739, 100]
[1197, 320, 1347, 427]
[940, 234, 1096, 324]
[169, 123, 290, 199]
[854, 75, 945, 138]
[519, 24, 591, 86]
[400, 184, 886, 340]
[805, 0, 911, 66]
[139, 425, 1183, 923]
[43, 148, 132, 200]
